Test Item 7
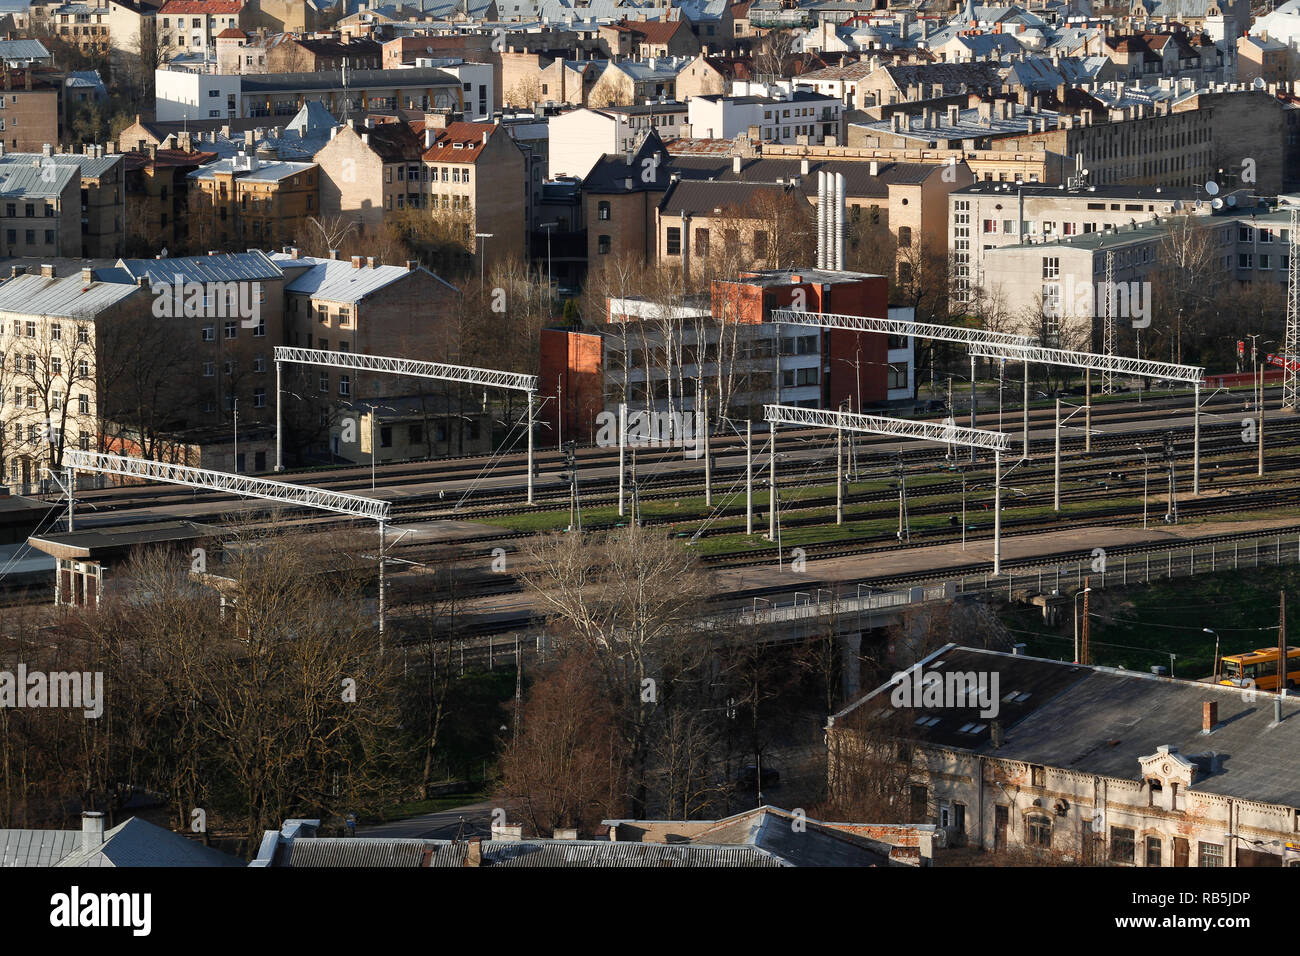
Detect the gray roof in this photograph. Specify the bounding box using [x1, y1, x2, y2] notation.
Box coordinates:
[0, 163, 76, 200]
[188, 158, 316, 183]
[0, 39, 49, 61]
[55, 817, 245, 867]
[0, 151, 123, 179]
[686, 807, 893, 866]
[0, 828, 80, 866]
[116, 251, 283, 286]
[0, 272, 141, 320]
[841, 645, 1300, 809]
[270, 253, 453, 301]
[284, 837, 470, 866]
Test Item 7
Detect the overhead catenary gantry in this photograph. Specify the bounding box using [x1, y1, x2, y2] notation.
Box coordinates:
[273, 347, 540, 504]
[764, 404, 1013, 575]
[61, 450, 396, 636]
[772, 308, 1209, 493]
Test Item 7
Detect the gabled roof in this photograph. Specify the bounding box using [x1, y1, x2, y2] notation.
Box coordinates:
[215, 26, 245, 37]
[0, 271, 142, 320]
[115, 251, 282, 286]
[0, 162, 77, 199]
[421, 121, 497, 163]
[0, 828, 81, 866]
[269, 253, 456, 301]
[55, 817, 245, 867]
[355, 121, 426, 162]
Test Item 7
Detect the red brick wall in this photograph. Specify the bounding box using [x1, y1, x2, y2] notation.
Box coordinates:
[539, 328, 605, 445]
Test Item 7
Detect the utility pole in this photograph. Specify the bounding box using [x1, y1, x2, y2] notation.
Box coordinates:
[563, 441, 580, 532]
[835, 420, 844, 526]
[1258, 363, 1265, 477]
[617, 402, 626, 518]
[1280, 590, 1288, 698]
[1084, 368, 1091, 454]
[745, 419, 753, 535]
[1054, 397, 1062, 511]
[702, 390, 711, 507]
[896, 451, 910, 543]
[1022, 360, 1030, 459]
[1165, 431, 1178, 523]
[768, 427, 777, 542]
[969, 353, 977, 465]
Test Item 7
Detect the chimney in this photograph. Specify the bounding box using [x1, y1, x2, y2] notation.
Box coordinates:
[465, 837, 482, 867]
[244, 129, 256, 149]
[405, 259, 417, 270]
[8, 265, 22, 277]
[869, 159, 879, 176]
[424, 127, 435, 149]
[552, 828, 578, 840]
[328, 249, 339, 260]
[41, 142, 51, 157]
[81, 267, 92, 283]
[136, 275, 149, 287]
[1202, 700, 1218, 733]
[800, 158, 810, 175]
[733, 155, 742, 174]
[81, 812, 105, 848]
[39, 263, 53, 278]
[351, 255, 363, 268]
[491, 823, 523, 841]
[290, 247, 300, 258]
[366, 256, 376, 268]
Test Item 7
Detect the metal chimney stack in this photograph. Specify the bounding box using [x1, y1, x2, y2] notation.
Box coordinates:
[833, 172, 846, 271]
[816, 171, 828, 269]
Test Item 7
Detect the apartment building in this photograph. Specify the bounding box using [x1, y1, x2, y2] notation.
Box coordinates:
[598, 17, 699, 59]
[187, 153, 319, 249]
[0, 68, 61, 153]
[829, 645, 1300, 866]
[0, 263, 143, 490]
[588, 56, 691, 107]
[948, 181, 1209, 310]
[33, 2, 111, 51]
[0, 161, 80, 258]
[107, 0, 159, 71]
[122, 143, 218, 254]
[549, 102, 689, 179]
[269, 249, 462, 459]
[688, 90, 843, 145]
[314, 118, 425, 231]
[154, 64, 463, 122]
[156, 0, 248, 59]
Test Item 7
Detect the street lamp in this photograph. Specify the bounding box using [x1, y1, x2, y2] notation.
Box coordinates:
[475, 232, 493, 289]
[1073, 586, 1091, 663]
[342, 400, 396, 491]
[539, 221, 558, 287]
[1204, 628, 1220, 682]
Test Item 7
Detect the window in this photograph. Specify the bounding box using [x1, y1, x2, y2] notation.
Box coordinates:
[202, 325, 215, 342]
[1027, 814, 1052, 848]
[1111, 827, 1135, 864]
[1146, 836, 1162, 866]
[983, 219, 997, 233]
[1239, 254, 1254, 269]
[1198, 842, 1224, 867]
[24, 320, 34, 337]
[78, 394, 88, 414]
[898, 226, 912, 248]
[408, 423, 424, 445]
[252, 355, 265, 373]
[753, 230, 769, 259]
[203, 361, 215, 377]
[253, 388, 266, 408]
[252, 318, 265, 337]
[51, 357, 61, 376]
[379, 425, 392, 448]
[319, 372, 328, 393]
[695, 227, 709, 258]
[666, 226, 681, 256]
[598, 200, 610, 220]
[1042, 257, 1060, 280]
[598, 234, 610, 255]
[77, 326, 88, 344]
[50, 323, 60, 341]
[953, 803, 966, 834]
[338, 374, 350, 397]
[77, 360, 87, 378]
[1030, 765, 1046, 787]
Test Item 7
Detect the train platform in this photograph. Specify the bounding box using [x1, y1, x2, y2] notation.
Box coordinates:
[712, 517, 1300, 594]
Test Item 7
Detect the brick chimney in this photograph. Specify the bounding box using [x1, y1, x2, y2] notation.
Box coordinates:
[351, 255, 363, 268]
[465, 837, 482, 867]
[39, 263, 54, 278]
[1202, 700, 1218, 733]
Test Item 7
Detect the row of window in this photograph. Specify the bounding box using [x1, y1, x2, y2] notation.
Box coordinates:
[200, 321, 266, 341]
[1, 321, 87, 342]
[5, 389, 88, 412]
[390, 165, 472, 184]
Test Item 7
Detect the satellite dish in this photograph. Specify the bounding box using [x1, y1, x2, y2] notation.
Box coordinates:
[1205, 180, 1220, 196]
[1227, 195, 1237, 206]
[1081, 168, 1090, 176]
[1212, 197, 1224, 209]
[1195, 199, 1203, 208]
[1172, 200, 1183, 211]
[1254, 77, 1267, 90]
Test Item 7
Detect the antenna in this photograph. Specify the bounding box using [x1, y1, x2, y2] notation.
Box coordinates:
[1285, 206, 1300, 410]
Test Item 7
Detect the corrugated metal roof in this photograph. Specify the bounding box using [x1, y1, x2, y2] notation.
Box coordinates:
[285, 838, 469, 867]
[0, 163, 77, 200]
[0, 272, 141, 320]
[0, 828, 80, 866]
[0, 151, 122, 180]
[0, 39, 50, 60]
[271, 253, 446, 302]
[482, 840, 784, 866]
[188, 158, 316, 183]
[117, 251, 283, 286]
[239, 66, 460, 95]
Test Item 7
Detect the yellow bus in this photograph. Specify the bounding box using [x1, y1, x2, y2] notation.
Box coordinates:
[1217, 646, 1300, 691]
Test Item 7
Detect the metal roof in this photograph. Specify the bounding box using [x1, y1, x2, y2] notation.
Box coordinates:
[0, 163, 76, 200]
[481, 840, 784, 866]
[55, 817, 245, 867]
[284, 838, 469, 867]
[0, 829, 80, 866]
[270, 253, 443, 302]
[0, 39, 50, 61]
[0, 151, 123, 180]
[0, 272, 141, 320]
[238, 66, 461, 95]
[117, 251, 283, 286]
[188, 157, 316, 183]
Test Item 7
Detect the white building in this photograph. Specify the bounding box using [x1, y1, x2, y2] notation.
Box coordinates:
[154, 66, 241, 121]
[410, 59, 494, 122]
[548, 102, 689, 180]
[687, 90, 843, 145]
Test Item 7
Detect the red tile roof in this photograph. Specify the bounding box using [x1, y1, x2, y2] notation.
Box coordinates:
[216, 27, 245, 38]
[421, 122, 496, 163]
[159, 0, 244, 14]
